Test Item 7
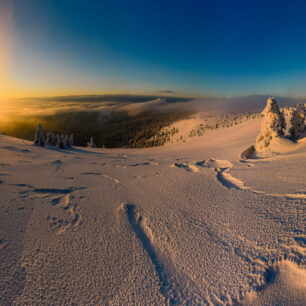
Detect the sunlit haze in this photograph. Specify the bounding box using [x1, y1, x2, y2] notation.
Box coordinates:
[3, 0, 306, 100]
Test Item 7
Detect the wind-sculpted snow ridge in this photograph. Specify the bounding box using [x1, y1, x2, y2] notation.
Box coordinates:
[214, 165, 306, 199]
[171, 162, 199, 172]
[80, 171, 121, 185]
[171, 158, 232, 173]
[1, 146, 31, 153]
[217, 169, 247, 190]
[173, 157, 306, 199]
[202, 158, 233, 169]
[117, 203, 206, 305]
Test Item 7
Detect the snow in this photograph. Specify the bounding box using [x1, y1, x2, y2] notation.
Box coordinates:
[0, 115, 305, 305]
[160, 111, 261, 145]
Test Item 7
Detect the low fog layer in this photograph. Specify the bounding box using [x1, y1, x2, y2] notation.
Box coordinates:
[0, 94, 300, 121]
[0, 94, 301, 148]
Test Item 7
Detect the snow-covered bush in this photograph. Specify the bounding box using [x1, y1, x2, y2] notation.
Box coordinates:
[255, 97, 286, 151]
[289, 103, 305, 139]
[33, 123, 44, 146]
[87, 136, 96, 148]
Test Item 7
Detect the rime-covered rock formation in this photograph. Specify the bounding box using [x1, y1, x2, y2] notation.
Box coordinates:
[289, 103, 305, 139]
[255, 97, 286, 151]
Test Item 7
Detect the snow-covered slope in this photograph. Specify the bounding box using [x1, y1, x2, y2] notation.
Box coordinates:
[0, 117, 305, 305]
[154, 111, 261, 145]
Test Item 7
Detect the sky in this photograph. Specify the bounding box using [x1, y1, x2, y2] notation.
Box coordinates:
[2, 0, 306, 99]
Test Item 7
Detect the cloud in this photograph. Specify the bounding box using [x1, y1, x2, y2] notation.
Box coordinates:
[117, 98, 167, 116]
[159, 90, 175, 93]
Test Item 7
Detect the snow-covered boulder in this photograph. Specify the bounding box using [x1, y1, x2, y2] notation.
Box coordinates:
[33, 123, 44, 146]
[289, 103, 305, 139]
[255, 97, 286, 151]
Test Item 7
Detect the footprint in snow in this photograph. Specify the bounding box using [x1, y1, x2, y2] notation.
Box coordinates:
[48, 193, 82, 235]
[116, 203, 205, 304]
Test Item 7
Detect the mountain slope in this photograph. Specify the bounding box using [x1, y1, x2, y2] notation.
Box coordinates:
[0, 117, 305, 305]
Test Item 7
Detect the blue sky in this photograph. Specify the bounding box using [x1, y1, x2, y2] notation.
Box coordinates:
[6, 0, 306, 97]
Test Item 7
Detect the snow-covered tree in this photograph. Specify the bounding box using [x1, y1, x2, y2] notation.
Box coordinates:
[87, 136, 96, 148]
[33, 123, 44, 146]
[46, 132, 53, 145]
[51, 133, 57, 146]
[56, 134, 64, 149]
[255, 97, 286, 151]
[69, 134, 74, 146]
[289, 102, 305, 139]
[64, 134, 71, 148]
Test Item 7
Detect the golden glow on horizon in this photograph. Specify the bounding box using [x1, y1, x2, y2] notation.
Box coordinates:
[0, 1, 205, 101]
[3, 81, 202, 100]
[0, 0, 204, 102]
[2, 80, 126, 99]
